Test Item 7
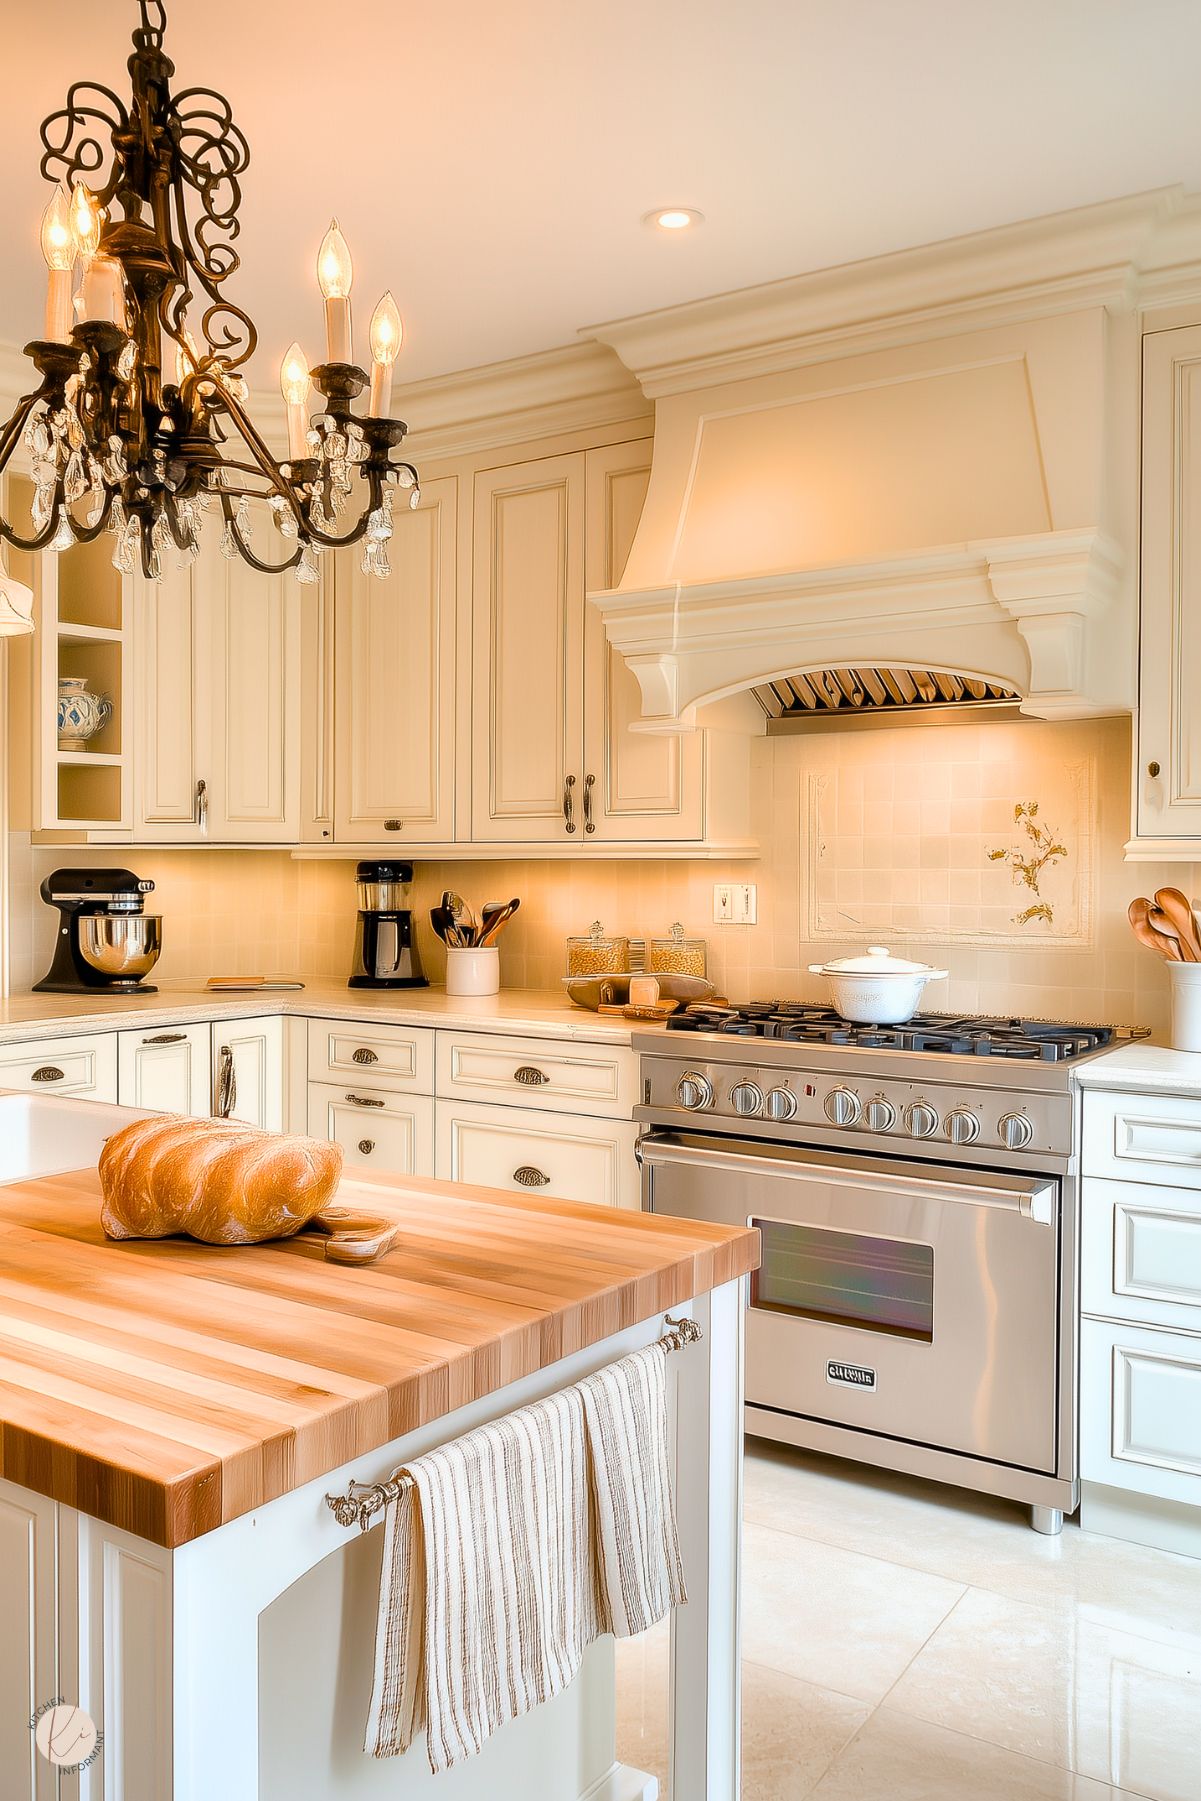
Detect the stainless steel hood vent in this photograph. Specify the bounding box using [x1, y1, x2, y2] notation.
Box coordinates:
[754, 669, 1020, 733]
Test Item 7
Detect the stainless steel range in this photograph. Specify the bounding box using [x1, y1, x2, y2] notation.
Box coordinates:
[635, 1004, 1135, 1534]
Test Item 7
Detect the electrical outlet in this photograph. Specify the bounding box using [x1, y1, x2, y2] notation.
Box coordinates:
[713, 882, 757, 924]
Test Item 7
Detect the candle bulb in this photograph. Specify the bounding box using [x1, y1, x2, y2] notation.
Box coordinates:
[317, 219, 353, 364]
[368, 292, 402, 416]
[70, 179, 101, 259]
[39, 183, 75, 343]
[280, 341, 312, 460]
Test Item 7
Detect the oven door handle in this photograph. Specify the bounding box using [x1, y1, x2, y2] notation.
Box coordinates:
[637, 1137, 1056, 1224]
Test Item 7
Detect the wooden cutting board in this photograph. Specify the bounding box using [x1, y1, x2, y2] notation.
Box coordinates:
[0, 1166, 758, 1548]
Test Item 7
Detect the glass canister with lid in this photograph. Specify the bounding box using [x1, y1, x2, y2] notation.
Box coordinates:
[648, 921, 707, 977]
[566, 920, 631, 976]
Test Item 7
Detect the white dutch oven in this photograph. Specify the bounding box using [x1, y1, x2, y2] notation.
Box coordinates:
[808, 945, 949, 1024]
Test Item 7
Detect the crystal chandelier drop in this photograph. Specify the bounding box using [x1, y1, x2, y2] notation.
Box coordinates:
[0, 1, 419, 584]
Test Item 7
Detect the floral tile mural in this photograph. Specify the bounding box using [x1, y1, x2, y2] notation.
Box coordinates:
[805, 740, 1095, 948]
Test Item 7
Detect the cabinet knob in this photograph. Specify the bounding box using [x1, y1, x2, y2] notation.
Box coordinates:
[513, 1165, 552, 1188]
[358, 1139, 376, 1156]
[1147, 761, 1161, 777]
[384, 819, 403, 832]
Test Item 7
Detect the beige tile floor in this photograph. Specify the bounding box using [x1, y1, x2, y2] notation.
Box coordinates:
[616, 1439, 1201, 1800]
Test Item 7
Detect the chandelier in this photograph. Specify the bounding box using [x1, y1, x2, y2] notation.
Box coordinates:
[0, 0, 419, 588]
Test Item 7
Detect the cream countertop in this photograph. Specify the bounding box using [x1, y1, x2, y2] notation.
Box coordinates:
[1074, 1038, 1201, 1098]
[0, 981, 643, 1047]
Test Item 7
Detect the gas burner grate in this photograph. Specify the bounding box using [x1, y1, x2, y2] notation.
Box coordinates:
[665, 1005, 1117, 1061]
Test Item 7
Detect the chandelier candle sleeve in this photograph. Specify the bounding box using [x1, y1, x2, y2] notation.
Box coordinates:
[318, 220, 354, 363]
[81, 255, 126, 328]
[39, 184, 75, 342]
[369, 293, 401, 417]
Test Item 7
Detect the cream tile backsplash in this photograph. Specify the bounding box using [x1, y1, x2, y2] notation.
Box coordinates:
[3, 715, 1192, 1036]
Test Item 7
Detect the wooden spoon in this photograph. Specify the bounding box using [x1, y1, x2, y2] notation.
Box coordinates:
[1154, 889, 1201, 962]
[1148, 906, 1194, 961]
[1129, 897, 1183, 960]
[478, 897, 520, 947]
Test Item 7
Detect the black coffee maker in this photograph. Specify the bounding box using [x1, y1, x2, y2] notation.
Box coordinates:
[349, 861, 427, 989]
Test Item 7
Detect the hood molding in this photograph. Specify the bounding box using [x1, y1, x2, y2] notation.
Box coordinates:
[599, 529, 1122, 729]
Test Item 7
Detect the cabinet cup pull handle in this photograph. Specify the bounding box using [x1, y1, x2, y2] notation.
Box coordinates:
[514, 1065, 548, 1087]
[345, 1092, 385, 1108]
[384, 819, 404, 832]
[358, 1139, 376, 1156]
[215, 1044, 236, 1118]
[144, 1032, 186, 1045]
[31, 1065, 65, 1084]
[195, 778, 208, 827]
[562, 774, 576, 834]
[514, 1165, 552, 1188]
[352, 1047, 379, 1064]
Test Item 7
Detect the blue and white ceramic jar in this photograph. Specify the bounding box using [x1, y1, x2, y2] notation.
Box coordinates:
[57, 677, 113, 750]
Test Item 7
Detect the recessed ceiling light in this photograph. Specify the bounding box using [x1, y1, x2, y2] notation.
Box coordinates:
[644, 207, 705, 232]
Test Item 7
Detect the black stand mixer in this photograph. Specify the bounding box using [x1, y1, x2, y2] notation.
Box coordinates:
[34, 868, 163, 994]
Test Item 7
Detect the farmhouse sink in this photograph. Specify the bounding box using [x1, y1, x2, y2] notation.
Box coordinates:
[0, 1090, 147, 1183]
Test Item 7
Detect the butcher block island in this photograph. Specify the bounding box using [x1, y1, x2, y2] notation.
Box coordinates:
[0, 1097, 758, 1801]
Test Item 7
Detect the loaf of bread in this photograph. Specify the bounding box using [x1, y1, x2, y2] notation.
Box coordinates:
[98, 1115, 345, 1246]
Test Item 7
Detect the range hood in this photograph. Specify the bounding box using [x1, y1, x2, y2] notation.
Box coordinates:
[584, 196, 1159, 730]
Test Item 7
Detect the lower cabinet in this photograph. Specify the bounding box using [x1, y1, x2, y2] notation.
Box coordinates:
[212, 1016, 286, 1131]
[0, 1032, 118, 1103]
[117, 1023, 213, 1117]
[0, 1480, 56, 1801]
[307, 1083, 434, 1176]
[434, 1098, 640, 1210]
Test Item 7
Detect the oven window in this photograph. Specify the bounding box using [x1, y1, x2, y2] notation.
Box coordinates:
[750, 1218, 934, 1342]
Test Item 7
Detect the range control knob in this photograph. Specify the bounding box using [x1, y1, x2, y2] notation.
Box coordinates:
[676, 1071, 714, 1111]
[824, 1086, 862, 1127]
[865, 1095, 896, 1133]
[730, 1081, 764, 1117]
[999, 1111, 1034, 1150]
[763, 1086, 798, 1123]
[904, 1100, 939, 1139]
[945, 1107, 981, 1145]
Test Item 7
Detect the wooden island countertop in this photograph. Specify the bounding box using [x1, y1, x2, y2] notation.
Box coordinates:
[0, 1167, 758, 1548]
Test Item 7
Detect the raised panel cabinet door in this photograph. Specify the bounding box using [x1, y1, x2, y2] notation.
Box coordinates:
[117, 1023, 212, 1117]
[0, 1479, 57, 1801]
[203, 510, 301, 843]
[470, 454, 585, 842]
[434, 1098, 640, 1209]
[307, 1083, 435, 1177]
[212, 1016, 285, 1131]
[1139, 324, 1201, 839]
[583, 441, 704, 841]
[334, 477, 457, 845]
[134, 560, 204, 839]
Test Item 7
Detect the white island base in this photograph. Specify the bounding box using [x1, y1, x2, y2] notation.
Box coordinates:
[4, 1284, 743, 1801]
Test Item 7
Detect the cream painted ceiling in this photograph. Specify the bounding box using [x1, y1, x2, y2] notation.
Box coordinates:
[2, 0, 1200, 387]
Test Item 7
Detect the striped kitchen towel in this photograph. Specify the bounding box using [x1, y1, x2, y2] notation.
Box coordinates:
[364, 1341, 687, 1771]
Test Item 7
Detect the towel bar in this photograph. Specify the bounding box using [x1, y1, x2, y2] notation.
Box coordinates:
[325, 1313, 703, 1532]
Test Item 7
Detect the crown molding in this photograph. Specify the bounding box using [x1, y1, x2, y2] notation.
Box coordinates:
[585, 188, 1199, 395]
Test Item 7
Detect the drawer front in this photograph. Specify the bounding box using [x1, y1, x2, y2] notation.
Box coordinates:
[434, 1099, 639, 1210]
[118, 1023, 212, 1118]
[1082, 1089, 1201, 1188]
[0, 1032, 117, 1101]
[435, 1031, 637, 1119]
[1081, 1317, 1201, 1506]
[308, 1019, 434, 1096]
[1082, 1175, 1201, 1333]
[309, 1082, 434, 1178]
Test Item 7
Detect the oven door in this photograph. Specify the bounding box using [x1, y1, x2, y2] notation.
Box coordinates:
[642, 1130, 1060, 1473]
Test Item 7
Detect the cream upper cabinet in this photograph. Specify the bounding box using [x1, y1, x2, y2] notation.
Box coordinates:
[1137, 324, 1201, 847]
[583, 441, 703, 841]
[471, 454, 586, 842]
[132, 508, 301, 844]
[334, 476, 457, 845]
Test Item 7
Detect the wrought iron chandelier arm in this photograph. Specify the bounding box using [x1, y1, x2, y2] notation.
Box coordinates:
[215, 490, 302, 576]
[40, 82, 131, 204]
[0, 393, 41, 489]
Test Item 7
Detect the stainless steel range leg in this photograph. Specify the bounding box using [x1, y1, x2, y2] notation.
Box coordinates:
[1031, 1505, 1063, 1536]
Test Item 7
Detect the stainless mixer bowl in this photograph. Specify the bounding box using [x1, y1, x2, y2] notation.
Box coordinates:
[78, 913, 163, 984]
